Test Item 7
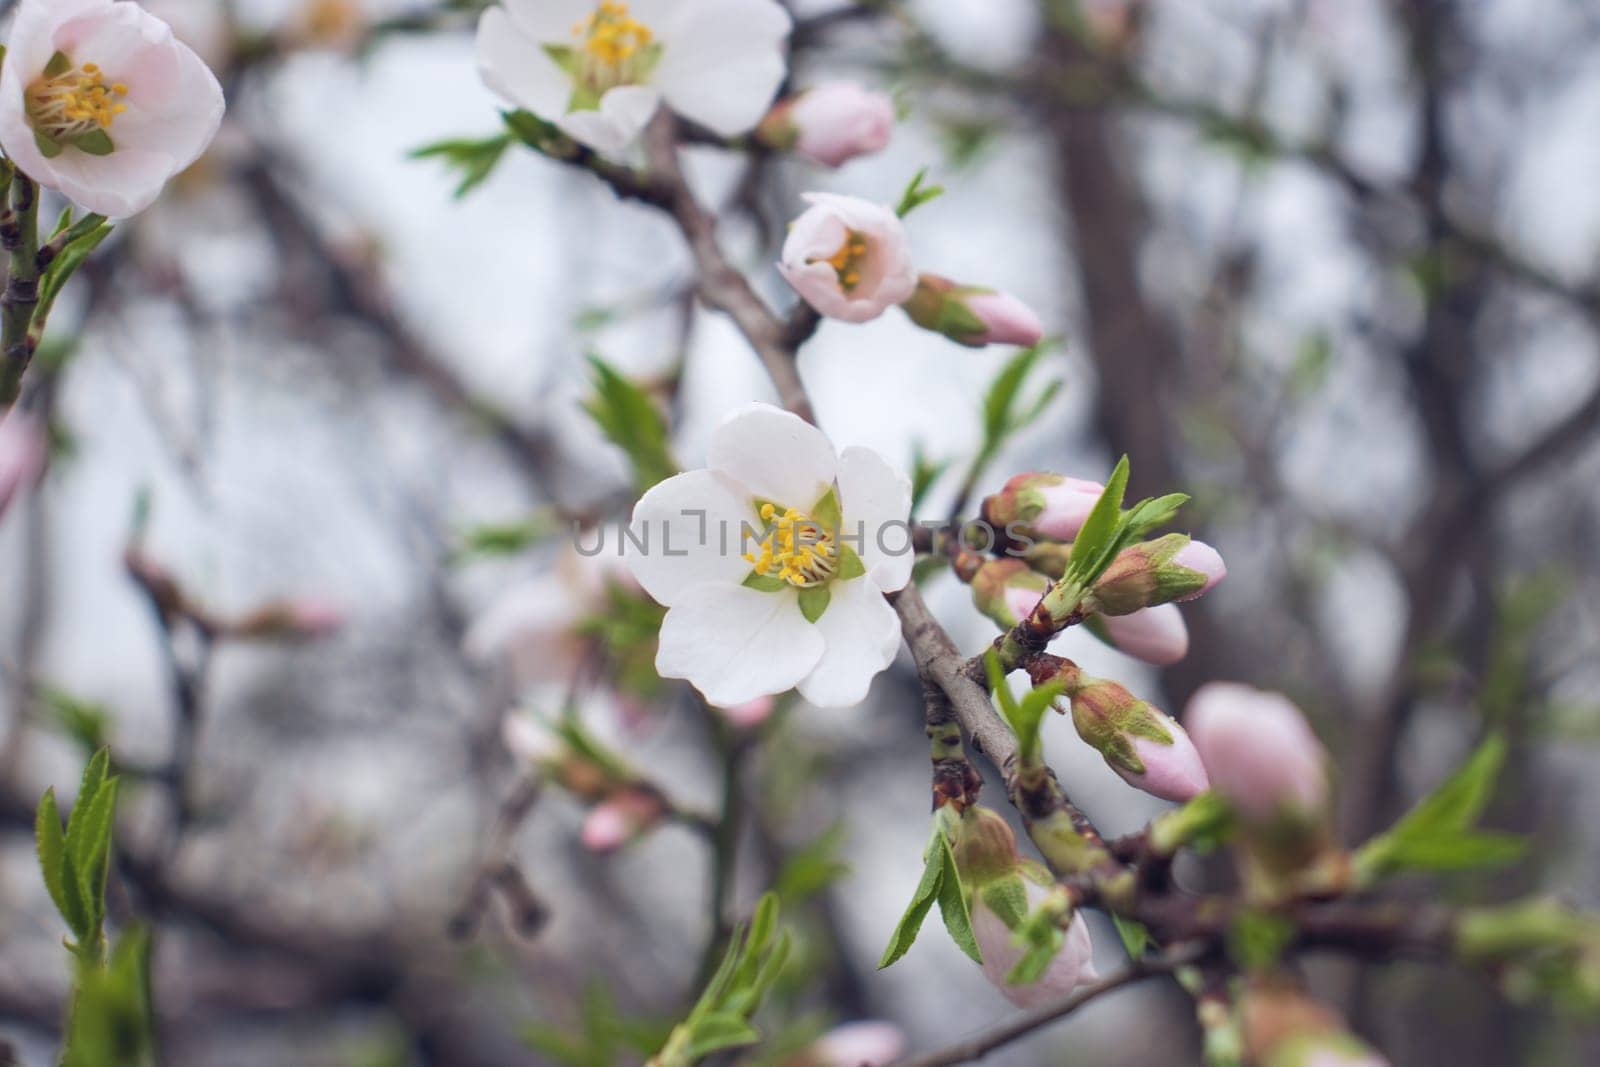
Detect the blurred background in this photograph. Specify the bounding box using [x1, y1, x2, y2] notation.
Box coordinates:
[2, 0, 1599, 1063]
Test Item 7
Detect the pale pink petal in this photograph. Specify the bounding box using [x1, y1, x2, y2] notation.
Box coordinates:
[1101, 604, 1189, 665]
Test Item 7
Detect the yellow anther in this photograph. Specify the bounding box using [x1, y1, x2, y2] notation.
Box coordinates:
[812, 230, 871, 293]
[25, 57, 129, 144]
[745, 504, 838, 589]
[572, 1, 655, 95]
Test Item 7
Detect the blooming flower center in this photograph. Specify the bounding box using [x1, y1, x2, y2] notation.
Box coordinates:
[26, 55, 127, 143]
[569, 1, 658, 97]
[744, 503, 837, 588]
[813, 231, 869, 291]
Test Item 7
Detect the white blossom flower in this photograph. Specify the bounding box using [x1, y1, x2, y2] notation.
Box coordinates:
[625, 403, 912, 708]
[475, 0, 792, 155]
[0, 0, 225, 218]
[778, 192, 918, 322]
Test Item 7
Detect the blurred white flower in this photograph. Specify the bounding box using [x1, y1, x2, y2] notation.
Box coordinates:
[0, 0, 225, 217]
[626, 403, 911, 708]
[475, 0, 791, 155]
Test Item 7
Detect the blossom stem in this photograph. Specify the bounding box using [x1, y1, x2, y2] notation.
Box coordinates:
[692, 718, 748, 991]
[0, 174, 42, 416]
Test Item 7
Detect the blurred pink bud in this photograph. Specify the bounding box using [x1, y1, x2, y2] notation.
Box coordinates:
[1186, 682, 1330, 822]
[580, 790, 662, 853]
[808, 1021, 906, 1067]
[973, 903, 1097, 1009]
[1100, 603, 1189, 665]
[778, 193, 917, 322]
[0, 412, 47, 518]
[902, 275, 1043, 348]
[964, 291, 1044, 346]
[719, 695, 775, 730]
[285, 598, 344, 638]
[779, 83, 895, 168]
[1171, 539, 1227, 599]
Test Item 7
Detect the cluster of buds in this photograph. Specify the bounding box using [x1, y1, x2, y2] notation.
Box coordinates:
[901, 274, 1044, 348]
[1240, 979, 1390, 1066]
[1186, 684, 1344, 893]
[950, 806, 1098, 1008]
[502, 711, 666, 853]
[758, 82, 895, 168]
[1031, 661, 1209, 803]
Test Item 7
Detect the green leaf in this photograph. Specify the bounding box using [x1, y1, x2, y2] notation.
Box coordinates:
[730, 892, 779, 993]
[1065, 456, 1129, 582]
[59, 849, 90, 943]
[1228, 909, 1295, 972]
[773, 822, 850, 902]
[1004, 901, 1065, 986]
[1354, 734, 1519, 883]
[681, 1013, 761, 1060]
[36, 787, 69, 925]
[878, 821, 948, 968]
[70, 777, 119, 943]
[909, 445, 950, 515]
[1113, 915, 1152, 958]
[894, 166, 945, 217]
[409, 131, 513, 198]
[936, 833, 982, 964]
[65, 748, 110, 848]
[797, 585, 830, 623]
[581, 355, 678, 493]
[981, 343, 1046, 448]
[63, 925, 155, 1067]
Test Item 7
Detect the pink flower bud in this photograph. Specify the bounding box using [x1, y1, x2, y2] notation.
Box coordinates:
[1098, 603, 1189, 665]
[1057, 671, 1209, 802]
[1089, 534, 1227, 615]
[982, 473, 1104, 542]
[902, 275, 1043, 348]
[579, 790, 663, 853]
[808, 1021, 906, 1067]
[285, 597, 344, 638]
[779, 193, 918, 322]
[968, 558, 1049, 630]
[0, 412, 47, 519]
[1186, 683, 1330, 822]
[778, 83, 895, 168]
[963, 290, 1044, 346]
[973, 902, 1097, 1009]
[718, 695, 776, 730]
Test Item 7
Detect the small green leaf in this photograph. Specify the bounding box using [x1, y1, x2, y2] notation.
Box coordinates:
[65, 748, 110, 849]
[797, 585, 830, 623]
[1113, 915, 1152, 958]
[36, 788, 69, 924]
[1066, 456, 1129, 582]
[894, 166, 945, 217]
[59, 849, 90, 942]
[773, 822, 850, 902]
[409, 131, 513, 198]
[909, 445, 950, 515]
[1228, 909, 1295, 971]
[681, 1013, 761, 1060]
[581, 355, 677, 493]
[74, 129, 114, 156]
[936, 833, 982, 964]
[981, 344, 1046, 448]
[878, 821, 948, 969]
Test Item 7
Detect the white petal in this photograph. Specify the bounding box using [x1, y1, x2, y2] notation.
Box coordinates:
[795, 577, 900, 708]
[654, 0, 792, 136]
[103, 30, 224, 175]
[501, 0, 596, 41]
[707, 402, 837, 511]
[558, 85, 661, 155]
[7, 0, 105, 79]
[656, 584, 823, 706]
[625, 468, 758, 607]
[475, 6, 571, 118]
[837, 446, 913, 592]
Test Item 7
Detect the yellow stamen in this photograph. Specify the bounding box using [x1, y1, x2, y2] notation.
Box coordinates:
[25, 58, 129, 142]
[745, 504, 838, 589]
[812, 231, 871, 293]
[572, 1, 656, 95]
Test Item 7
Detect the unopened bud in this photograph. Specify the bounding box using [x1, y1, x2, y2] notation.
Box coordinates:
[950, 805, 1022, 887]
[902, 274, 1044, 348]
[1186, 683, 1329, 823]
[229, 597, 345, 640]
[804, 1021, 906, 1067]
[760, 82, 895, 168]
[1057, 672, 1209, 802]
[580, 789, 664, 853]
[981, 473, 1104, 542]
[969, 558, 1049, 630]
[1241, 981, 1389, 1067]
[973, 897, 1097, 1009]
[1092, 603, 1190, 665]
[719, 695, 776, 730]
[1086, 534, 1226, 616]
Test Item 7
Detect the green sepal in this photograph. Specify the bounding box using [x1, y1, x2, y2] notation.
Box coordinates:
[977, 874, 1029, 929]
[742, 571, 786, 593]
[73, 129, 115, 157]
[835, 544, 867, 581]
[797, 585, 830, 623]
[541, 43, 578, 75]
[34, 129, 63, 159]
[811, 486, 841, 530]
[44, 51, 73, 78]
